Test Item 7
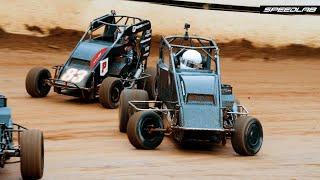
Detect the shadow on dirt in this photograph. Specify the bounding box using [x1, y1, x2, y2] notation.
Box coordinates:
[168, 137, 227, 152]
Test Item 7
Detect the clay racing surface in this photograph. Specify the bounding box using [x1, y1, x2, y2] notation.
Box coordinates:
[0, 28, 319, 179]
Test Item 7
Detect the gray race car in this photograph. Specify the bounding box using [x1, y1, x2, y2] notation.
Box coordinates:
[0, 95, 44, 179]
[119, 24, 263, 156]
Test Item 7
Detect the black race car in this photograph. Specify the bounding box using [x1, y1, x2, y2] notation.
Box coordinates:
[25, 11, 156, 108]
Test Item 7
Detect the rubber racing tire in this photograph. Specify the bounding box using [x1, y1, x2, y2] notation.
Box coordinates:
[136, 79, 145, 90]
[25, 67, 51, 97]
[20, 129, 44, 180]
[144, 67, 158, 100]
[119, 89, 148, 133]
[231, 116, 263, 156]
[99, 77, 123, 109]
[127, 111, 164, 149]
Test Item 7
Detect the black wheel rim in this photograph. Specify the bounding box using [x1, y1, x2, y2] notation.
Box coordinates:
[246, 122, 262, 150]
[140, 117, 162, 141]
[37, 71, 50, 93]
[111, 83, 122, 103]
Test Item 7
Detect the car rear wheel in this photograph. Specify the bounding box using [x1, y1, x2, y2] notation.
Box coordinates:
[20, 129, 44, 180]
[99, 77, 123, 109]
[144, 67, 158, 100]
[136, 79, 145, 90]
[25, 67, 51, 97]
[119, 89, 148, 133]
[231, 116, 263, 156]
[127, 111, 164, 149]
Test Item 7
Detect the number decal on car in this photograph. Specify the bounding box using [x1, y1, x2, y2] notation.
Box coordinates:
[100, 58, 108, 76]
[60, 68, 88, 83]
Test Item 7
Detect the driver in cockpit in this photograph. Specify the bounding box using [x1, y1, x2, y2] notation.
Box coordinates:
[179, 49, 203, 69]
[122, 35, 135, 65]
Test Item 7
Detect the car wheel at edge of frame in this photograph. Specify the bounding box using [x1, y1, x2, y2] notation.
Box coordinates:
[20, 129, 44, 180]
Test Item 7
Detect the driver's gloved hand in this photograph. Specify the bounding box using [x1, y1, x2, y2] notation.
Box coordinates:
[126, 57, 133, 65]
[125, 49, 134, 65]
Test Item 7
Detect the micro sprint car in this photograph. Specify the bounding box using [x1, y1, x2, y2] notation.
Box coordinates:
[119, 24, 263, 156]
[25, 11, 155, 108]
[0, 95, 44, 179]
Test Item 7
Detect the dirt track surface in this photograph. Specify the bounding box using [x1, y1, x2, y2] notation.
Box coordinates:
[0, 47, 319, 179]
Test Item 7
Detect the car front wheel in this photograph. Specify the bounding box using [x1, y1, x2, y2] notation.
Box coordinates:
[20, 129, 44, 179]
[127, 111, 164, 149]
[231, 116, 263, 156]
[25, 67, 51, 97]
[99, 77, 123, 109]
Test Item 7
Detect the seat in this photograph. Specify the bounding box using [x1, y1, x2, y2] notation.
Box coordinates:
[102, 26, 117, 41]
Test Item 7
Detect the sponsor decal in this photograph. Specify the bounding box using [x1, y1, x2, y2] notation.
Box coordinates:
[141, 37, 151, 44]
[260, 6, 319, 14]
[144, 46, 150, 51]
[90, 48, 107, 69]
[144, 29, 152, 37]
[132, 22, 150, 33]
[100, 58, 109, 76]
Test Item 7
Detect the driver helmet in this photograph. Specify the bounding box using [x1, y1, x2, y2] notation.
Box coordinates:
[180, 49, 202, 69]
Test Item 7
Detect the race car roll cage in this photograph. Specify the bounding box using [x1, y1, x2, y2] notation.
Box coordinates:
[128, 25, 248, 134]
[46, 11, 152, 98]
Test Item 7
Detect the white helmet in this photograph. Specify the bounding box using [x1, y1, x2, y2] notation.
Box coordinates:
[180, 50, 202, 69]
